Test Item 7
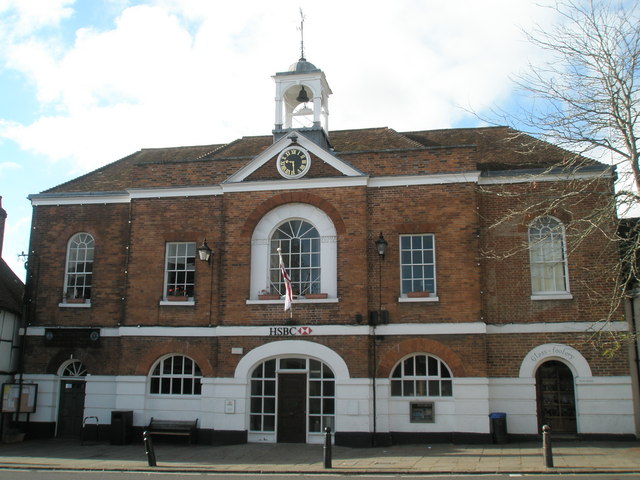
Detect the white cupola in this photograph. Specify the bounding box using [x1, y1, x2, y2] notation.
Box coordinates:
[272, 57, 332, 147]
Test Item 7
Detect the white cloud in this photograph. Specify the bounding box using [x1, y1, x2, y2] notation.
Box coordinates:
[0, 160, 19, 173]
[0, 0, 74, 35]
[0, 0, 560, 176]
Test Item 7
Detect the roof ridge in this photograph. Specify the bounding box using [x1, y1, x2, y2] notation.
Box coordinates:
[194, 143, 230, 161]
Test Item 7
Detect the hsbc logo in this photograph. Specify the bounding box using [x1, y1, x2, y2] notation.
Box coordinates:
[269, 326, 313, 336]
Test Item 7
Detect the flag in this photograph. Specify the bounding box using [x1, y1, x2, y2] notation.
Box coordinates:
[278, 247, 293, 312]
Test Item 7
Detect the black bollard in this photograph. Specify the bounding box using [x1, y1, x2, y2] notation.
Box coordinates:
[143, 430, 157, 467]
[542, 424, 553, 468]
[323, 426, 332, 469]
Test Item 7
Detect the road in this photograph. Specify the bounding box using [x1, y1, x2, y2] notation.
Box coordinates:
[1, 471, 640, 480]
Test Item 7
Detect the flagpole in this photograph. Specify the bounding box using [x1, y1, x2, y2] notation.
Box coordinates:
[277, 246, 293, 317]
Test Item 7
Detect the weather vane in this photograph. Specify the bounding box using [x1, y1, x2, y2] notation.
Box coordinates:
[298, 8, 306, 61]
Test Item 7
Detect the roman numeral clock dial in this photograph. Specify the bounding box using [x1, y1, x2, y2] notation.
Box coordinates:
[277, 146, 311, 179]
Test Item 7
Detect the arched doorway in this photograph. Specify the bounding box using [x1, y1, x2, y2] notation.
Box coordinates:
[57, 359, 87, 438]
[249, 357, 335, 443]
[535, 360, 577, 434]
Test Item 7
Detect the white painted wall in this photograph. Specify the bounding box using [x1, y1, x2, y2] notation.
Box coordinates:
[21, 371, 638, 440]
[382, 378, 490, 434]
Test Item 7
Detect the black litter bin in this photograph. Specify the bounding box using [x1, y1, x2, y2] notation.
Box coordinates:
[489, 412, 507, 444]
[110, 410, 133, 445]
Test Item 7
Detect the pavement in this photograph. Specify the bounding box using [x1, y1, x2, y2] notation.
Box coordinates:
[0, 438, 639, 474]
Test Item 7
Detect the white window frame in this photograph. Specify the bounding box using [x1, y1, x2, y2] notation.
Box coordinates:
[528, 216, 572, 300]
[161, 242, 196, 305]
[249, 203, 337, 301]
[398, 233, 438, 302]
[149, 354, 202, 396]
[390, 354, 453, 397]
[270, 220, 321, 297]
[62, 232, 94, 306]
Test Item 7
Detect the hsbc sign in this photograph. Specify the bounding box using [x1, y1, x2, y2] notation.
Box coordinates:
[269, 326, 313, 336]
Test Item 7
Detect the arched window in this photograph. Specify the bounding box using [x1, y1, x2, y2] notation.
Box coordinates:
[64, 233, 94, 302]
[250, 203, 337, 299]
[528, 216, 569, 295]
[270, 220, 321, 296]
[60, 359, 88, 377]
[390, 354, 453, 397]
[149, 355, 202, 395]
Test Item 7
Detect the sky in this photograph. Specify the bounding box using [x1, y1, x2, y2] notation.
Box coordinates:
[0, 0, 560, 279]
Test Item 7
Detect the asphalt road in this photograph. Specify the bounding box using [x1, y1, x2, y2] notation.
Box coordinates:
[1, 471, 640, 480]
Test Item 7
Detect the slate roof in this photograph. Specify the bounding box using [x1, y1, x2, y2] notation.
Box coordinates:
[0, 258, 24, 315]
[41, 126, 602, 195]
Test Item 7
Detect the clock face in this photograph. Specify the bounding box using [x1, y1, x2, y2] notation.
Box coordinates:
[277, 147, 311, 179]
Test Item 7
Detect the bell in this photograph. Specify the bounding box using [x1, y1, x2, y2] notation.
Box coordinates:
[296, 86, 310, 103]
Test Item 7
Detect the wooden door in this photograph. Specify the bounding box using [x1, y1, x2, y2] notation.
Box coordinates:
[536, 360, 577, 434]
[58, 380, 86, 438]
[277, 374, 306, 443]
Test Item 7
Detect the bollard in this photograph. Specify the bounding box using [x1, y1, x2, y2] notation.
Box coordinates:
[542, 424, 553, 468]
[323, 426, 332, 469]
[143, 430, 157, 467]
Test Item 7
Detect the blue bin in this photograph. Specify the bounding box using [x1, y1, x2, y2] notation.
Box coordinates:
[489, 412, 507, 443]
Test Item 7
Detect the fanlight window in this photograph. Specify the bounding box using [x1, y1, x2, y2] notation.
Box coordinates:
[61, 360, 88, 377]
[390, 354, 453, 397]
[149, 355, 202, 395]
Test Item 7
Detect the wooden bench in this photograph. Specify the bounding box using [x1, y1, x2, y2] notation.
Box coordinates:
[145, 417, 198, 444]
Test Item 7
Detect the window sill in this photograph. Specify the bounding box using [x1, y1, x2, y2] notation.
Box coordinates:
[531, 293, 573, 301]
[59, 301, 91, 308]
[159, 299, 195, 306]
[398, 296, 439, 303]
[246, 298, 339, 305]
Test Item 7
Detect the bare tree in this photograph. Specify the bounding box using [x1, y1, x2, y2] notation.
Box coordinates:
[512, 0, 639, 201]
[483, 0, 639, 354]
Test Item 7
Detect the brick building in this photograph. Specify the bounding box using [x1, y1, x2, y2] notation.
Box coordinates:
[19, 58, 638, 444]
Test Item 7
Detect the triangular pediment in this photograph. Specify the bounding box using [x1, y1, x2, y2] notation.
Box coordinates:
[224, 131, 364, 184]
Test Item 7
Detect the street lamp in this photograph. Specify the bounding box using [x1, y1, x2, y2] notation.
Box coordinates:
[375, 232, 388, 259]
[375, 232, 387, 319]
[197, 239, 213, 264]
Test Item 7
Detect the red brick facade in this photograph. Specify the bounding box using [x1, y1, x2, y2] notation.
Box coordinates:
[20, 123, 635, 444]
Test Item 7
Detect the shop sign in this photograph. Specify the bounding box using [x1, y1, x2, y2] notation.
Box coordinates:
[269, 326, 313, 336]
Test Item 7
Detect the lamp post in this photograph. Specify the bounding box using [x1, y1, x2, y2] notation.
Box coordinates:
[372, 232, 387, 446]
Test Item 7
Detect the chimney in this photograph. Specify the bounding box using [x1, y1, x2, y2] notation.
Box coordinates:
[0, 196, 6, 257]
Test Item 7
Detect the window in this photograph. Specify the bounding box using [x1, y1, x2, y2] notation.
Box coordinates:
[400, 234, 436, 296]
[390, 354, 453, 397]
[250, 359, 276, 432]
[149, 355, 202, 395]
[270, 220, 321, 296]
[308, 358, 335, 433]
[249, 203, 337, 300]
[60, 359, 88, 377]
[528, 217, 569, 295]
[164, 242, 196, 299]
[64, 233, 94, 302]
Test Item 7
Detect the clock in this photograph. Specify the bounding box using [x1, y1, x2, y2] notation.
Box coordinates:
[277, 146, 311, 179]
